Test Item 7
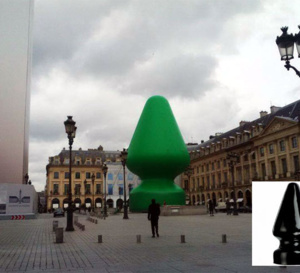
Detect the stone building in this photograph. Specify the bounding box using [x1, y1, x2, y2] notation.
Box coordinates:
[46, 146, 140, 211]
[182, 100, 300, 207]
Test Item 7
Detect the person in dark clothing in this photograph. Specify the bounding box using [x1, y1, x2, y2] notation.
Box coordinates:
[226, 200, 231, 215]
[148, 199, 160, 237]
[208, 199, 214, 216]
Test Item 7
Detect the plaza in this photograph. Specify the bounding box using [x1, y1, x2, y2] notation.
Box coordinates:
[0, 212, 297, 273]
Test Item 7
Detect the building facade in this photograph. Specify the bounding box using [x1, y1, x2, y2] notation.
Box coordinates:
[0, 0, 34, 184]
[182, 101, 300, 207]
[46, 146, 141, 211]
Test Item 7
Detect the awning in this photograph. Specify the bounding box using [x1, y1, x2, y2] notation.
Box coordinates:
[229, 199, 234, 202]
[237, 198, 243, 202]
[218, 198, 222, 201]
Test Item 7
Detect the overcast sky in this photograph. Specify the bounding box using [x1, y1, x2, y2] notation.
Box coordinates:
[29, 0, 300, 191]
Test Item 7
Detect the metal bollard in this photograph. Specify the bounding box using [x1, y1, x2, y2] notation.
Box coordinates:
[53, 221, 58, 232]
[98, 235, 102, 243]
[55, 228, 63, 243]
[222, 234, 227, 243]
[95, 219, 98, 224]
[181, 235, 186, 243]
[136, 235, 141, 243]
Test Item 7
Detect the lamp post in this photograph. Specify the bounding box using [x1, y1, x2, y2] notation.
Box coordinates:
[184, 165, 193, 205]
[102, 163, 108, 219]
[276, 26, 300, 77]
[84, 179, 87, 211]
[121, 148, 129, 219]
[64, 116, 77, 232]
[226, 152, 239, 216]
[91, 173, 95, 212]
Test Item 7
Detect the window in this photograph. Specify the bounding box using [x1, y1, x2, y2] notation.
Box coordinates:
[118, 173, 123, 180]
[53, 184, 59, 195]
[108, 173, 113, 180]
[212, 163, 215, 171]
[96, 184, 101, 194]
[127, 173, 133, 181]
[86, 172, 91, 179]
[223, 159, 227, 168]
[294, 156, 299, 172]
[108, 184, 113, 195]
[118, 184, 123, 195]
[96, 172, 101, 179]
[212, 175, 215, 189]
[217, 161, 220, 169]
[279, 140, 285, 152]
[262, 163, 266, 178]
[207, 176, 210, 189]
[292, 137, 298, 149]
[64, 158, 69, 164]
[54, 172, 59, 179]
[206, 164, 209, 172]
[75, 184, 80, 195]
[269, 144, 274, 154]
[282, 158, 287, 176]
[260, 147, 264, 157]
[75, 172, 80, 179]
[64, 184, 69, 195]
[85, 184, 91, 194]
[65, 172, 69, 179]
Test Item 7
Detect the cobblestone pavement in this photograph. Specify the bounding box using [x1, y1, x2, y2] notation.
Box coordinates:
[0, 212, 296, 273]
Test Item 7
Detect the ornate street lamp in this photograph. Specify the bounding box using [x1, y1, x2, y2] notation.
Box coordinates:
[102, 163, 108, 219]
[184, 165, 193, 205]
[91, 173, 95, 212]
[84, 179, 87, 211]
[121, 148, 129, 219]
[276, 26, 300, 77]
[64, 116, 77, 232]
[226, 152, 239, 216]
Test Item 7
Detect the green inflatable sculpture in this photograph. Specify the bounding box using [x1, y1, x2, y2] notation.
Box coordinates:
[127, 95, 190, 212]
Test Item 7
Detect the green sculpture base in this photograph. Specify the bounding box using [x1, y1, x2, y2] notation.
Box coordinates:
[129, 179, 185, 212]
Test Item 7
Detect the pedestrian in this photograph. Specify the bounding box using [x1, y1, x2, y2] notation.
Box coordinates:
[148, 199, 160, 237]
[226, 200, 231, 215]
[208, 199, 214, 216]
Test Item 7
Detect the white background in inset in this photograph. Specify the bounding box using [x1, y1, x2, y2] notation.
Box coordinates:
[252, 181, 296, 266]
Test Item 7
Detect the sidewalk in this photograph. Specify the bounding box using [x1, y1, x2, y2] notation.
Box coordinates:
[0, 212, 295, 273]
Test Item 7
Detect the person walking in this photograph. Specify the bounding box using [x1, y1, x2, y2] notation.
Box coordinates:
[208, 199, 214, 216]
[148, 199, 160, 237]
[226, 200, 231, 215]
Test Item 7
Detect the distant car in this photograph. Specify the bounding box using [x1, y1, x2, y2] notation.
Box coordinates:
[53, 208, 65, 217]
[238, 206, 252, 213]
[215, 202, 227, 213]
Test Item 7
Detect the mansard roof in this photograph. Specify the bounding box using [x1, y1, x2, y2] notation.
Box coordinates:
[196, 99, 300, 149]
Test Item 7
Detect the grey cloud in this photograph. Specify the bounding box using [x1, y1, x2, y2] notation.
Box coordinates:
[32, 0, 262, 98]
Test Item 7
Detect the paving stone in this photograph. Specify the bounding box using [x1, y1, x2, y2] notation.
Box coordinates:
[0, 213, 299, 273]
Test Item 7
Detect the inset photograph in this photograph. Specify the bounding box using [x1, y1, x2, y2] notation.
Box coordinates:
[252, 181, 300, 266]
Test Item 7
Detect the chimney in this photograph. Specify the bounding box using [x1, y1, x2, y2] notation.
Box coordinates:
[260, 111, 268, 118]
[201, 140, 204, 144]
[209, 135, 215, 140]
[270, 106, 281, 114]
[239, 121, 249, 127]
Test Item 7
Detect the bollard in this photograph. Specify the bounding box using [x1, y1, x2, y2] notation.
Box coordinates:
[53, 221, 58, 232]
[55, 228, 63, 243]
[181, 235, 185, 243]
[136, 235, 141, 243]
[95, 219, 98, 224]
[222, 234, 227, 243]
[74, 216, 78, 223]
[98, 235, 102, 243]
